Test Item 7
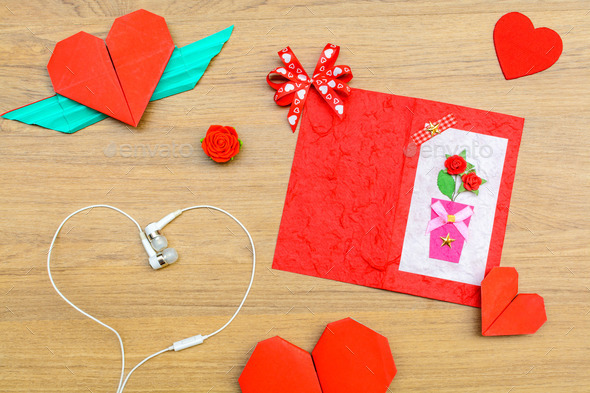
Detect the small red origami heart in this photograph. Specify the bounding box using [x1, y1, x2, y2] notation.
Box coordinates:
[47, 9, 174, 126]
[493, 12, 562, 80]
[481, 267, 547, 336]
[239, 336, 322, 393]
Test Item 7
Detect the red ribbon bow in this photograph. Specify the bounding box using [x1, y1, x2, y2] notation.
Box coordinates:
[267, 44, 353, 132]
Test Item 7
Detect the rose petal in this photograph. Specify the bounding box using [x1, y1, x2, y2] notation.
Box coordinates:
[226, 126, 238, 138]
[208, 125, 224, 133]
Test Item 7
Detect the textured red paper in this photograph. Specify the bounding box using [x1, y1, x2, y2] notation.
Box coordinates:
[47, 9, 174, 126]
[239, 336, 322, 393]
[481, 267, 547, 336]
[493, 12, 563, 80]
[312, 318, 396, 393]
[272, 87, 524, 307]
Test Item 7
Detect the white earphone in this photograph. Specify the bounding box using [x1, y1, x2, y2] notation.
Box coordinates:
[47, 204, 256, 392]
[141, 209, 182, 269]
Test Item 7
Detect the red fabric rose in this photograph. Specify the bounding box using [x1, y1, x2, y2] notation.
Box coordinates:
[201, 125, 241, 163]
[444, 155, 467, 175]
[462, 172, 482, 191]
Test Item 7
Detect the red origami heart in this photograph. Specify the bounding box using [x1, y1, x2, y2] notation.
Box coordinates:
[493, 12, 563, 80]
[239, 336, 323, 393]
[47, 9, 174, 126]
[481, 267, 547, 336]
[312, 318, 396, 393]
[239, 318, 396, 393]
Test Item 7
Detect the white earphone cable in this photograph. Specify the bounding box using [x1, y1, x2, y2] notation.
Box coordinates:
[118, 346, 173, 392]
[46, 204, 256, 392]
[47, 205, 140, 393]
[180, 205, 256, 339]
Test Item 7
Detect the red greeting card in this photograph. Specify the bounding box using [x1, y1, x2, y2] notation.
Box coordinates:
[270, 45, 524, 307]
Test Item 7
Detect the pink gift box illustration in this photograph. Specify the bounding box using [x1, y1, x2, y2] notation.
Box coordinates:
[426, 149, 486, 263]
[427, 198, 473, 263]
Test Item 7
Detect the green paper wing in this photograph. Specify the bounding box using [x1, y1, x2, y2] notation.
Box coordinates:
[1, 95, 107, 134]
[151, 25, 233, 100]
[1, 25, 234, 133]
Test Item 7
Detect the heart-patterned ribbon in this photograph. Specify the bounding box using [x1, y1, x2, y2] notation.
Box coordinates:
[267, 44, 353, 132]
[426, 200, 473, 241]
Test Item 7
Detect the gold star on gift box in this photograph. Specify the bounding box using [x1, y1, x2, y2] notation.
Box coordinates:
[440, 233, 455, 248]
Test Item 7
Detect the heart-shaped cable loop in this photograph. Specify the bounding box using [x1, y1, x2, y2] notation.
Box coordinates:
[46, 204, 256, 393]
[267, 44, 353, 132]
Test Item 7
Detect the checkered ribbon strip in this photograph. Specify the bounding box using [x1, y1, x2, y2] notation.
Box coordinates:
[410, 114, 457, 146]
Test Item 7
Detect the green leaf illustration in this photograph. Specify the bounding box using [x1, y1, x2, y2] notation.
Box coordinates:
[445, 154, 451, 159]
[437, 170, 455, 200]
[458, 183, 466, 194]
[465, 162, 475, 173]
[481, 178, 487, 185]
[459, 149, 467, 159]
[472, 189, 479, 196]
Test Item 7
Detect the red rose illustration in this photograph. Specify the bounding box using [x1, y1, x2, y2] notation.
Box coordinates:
[201, 125, 241, 163]
[444, 155, 467, 175]
[462, 172, 483, 191]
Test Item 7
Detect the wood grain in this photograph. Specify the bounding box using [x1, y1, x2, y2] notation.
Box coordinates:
[1, 0, 589, 392]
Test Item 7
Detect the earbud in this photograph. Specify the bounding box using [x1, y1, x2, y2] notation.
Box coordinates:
[145, 225, 168, 251]
[140, 231, 179, 269]
[152, 247, 178, 269]
[141, 209, 182, 269]
[144, 210, 180, 251]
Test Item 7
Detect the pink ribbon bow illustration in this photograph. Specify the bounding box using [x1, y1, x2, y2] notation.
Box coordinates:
[426, 200, 474, 241]
[267, 43, 353, 132]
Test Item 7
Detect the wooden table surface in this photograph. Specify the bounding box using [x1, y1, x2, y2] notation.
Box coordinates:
[1, 1, 589, 392]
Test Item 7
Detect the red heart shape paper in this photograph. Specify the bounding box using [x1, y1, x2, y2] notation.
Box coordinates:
[239, 319, 396, 393]
[493, 12, 563, 80]
[47, 9, 174, 126]
[239, 336, 322, 393]
[481, 267, 547, 336]
[312, 318, 396, 393]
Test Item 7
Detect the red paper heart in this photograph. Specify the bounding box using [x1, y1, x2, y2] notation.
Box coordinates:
[493, 12, 563, 80]
[106, 10, 174, 125]
[312, 318, 396, 393]
[481, 267, 547, 336]
[239, 336, 322, 393]
[48, 32, 134, 125]
[47, 9, 174, 126]
[240, 319, 396, 393]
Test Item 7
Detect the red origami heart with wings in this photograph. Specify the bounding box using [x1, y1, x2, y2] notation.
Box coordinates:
[239, 318, 396, 393]
[493, 12, 563, 80]
[47, 9, 174, 126]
